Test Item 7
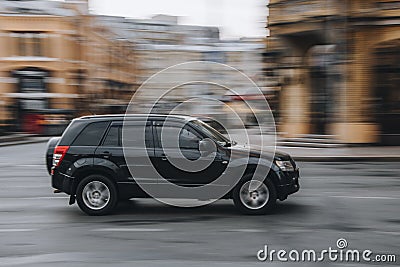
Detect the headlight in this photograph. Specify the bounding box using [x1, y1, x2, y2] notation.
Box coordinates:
[275, 160, 294, 172]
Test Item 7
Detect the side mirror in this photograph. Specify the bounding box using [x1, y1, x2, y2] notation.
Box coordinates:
[199, 138, 216, 157]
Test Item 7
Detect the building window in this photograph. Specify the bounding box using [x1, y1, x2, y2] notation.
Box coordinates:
[14, 32, 43, 56]
[18, 35, 26, 56]
[21, 78, 45, 92]
[32, 35, 42, 56]
[14, 68, 49, 111]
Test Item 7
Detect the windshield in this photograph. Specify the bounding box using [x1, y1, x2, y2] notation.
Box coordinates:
[189, 119, 232, 146]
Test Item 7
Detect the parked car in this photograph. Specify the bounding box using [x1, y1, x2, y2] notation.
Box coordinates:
[46, 114, 299, 215]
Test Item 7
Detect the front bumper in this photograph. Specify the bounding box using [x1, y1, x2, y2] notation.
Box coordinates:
[276, 168, 300, 200]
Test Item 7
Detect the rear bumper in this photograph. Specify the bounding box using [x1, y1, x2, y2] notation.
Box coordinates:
[51, 172, 74, 195]
[276, 168, 300, 200]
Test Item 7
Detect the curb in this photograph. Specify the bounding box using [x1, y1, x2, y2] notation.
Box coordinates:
[293, 156, 400, 162]
[0, 137, 50, 147]
[1, 138, 399, 162]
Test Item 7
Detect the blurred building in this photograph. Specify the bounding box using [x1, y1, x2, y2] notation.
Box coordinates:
[0, 0, 137, 134]
[267, 0, 400, 145]
[94, 15, 267, 121]
[0, 1, 267, 134]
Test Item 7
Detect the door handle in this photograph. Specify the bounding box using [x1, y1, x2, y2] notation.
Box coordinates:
[100, 151, 112, 158]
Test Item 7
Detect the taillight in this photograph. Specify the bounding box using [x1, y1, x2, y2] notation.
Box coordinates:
[53, 146, 69, 168]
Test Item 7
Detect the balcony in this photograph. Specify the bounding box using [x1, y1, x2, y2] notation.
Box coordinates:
[268, 0, 341, 26]
[376, 1, 400, 18]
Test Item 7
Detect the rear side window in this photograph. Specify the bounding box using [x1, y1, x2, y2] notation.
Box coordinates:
[102, 125, 121, 147]
[72, 121, 109, 146]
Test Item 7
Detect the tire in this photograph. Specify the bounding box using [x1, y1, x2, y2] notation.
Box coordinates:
[232, 177, 277, 215]
[76, 174, 118, 216]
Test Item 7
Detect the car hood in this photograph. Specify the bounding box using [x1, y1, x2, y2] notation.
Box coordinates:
[227, 144, 291, 161]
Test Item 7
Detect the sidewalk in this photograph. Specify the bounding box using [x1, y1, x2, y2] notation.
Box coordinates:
[277, 146, 400, 162]
[0, 134, 50, 147]
[0, 133, 399, 161]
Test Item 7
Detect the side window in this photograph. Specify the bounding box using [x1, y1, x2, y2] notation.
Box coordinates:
[102, 125, 120, 147]
[155, 125, 179, 148]
[155, 124, 201, 149]
[72, 121, 109, 146]
[123, 124, 154, 148]
[179, 128, 201, 149]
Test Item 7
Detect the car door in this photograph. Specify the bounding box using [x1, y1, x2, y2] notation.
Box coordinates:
[153, 120, 228, 187]
[95, 120, 157, 184]
[121, 120, 158, 186]
[94, 121, 128, 182]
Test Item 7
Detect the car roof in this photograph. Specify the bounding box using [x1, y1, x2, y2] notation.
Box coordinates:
[78, 114, 195, 122]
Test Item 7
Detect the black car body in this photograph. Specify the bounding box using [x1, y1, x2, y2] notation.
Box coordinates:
[47, 114, 299, 215]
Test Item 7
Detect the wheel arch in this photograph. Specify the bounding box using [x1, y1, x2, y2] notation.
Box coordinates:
[223, 164, 279, 199]
[71, 166, 118, 196]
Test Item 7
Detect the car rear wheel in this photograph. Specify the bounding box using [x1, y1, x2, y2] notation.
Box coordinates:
[233, 177, 277, 215]
[76, 175, 118, 215]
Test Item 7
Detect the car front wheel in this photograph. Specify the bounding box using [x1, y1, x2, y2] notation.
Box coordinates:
[76, 175, 118, 216]
[233, 177, 277, 215]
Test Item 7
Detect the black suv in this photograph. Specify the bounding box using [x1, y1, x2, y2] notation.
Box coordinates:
[46, 114, 299, 215]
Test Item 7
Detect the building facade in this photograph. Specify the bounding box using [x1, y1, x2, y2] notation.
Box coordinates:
[94, 15, 267, 123]
[0, 1, 268, 134]
[0, 0, 138, 133]
[266, 0, 400, 144]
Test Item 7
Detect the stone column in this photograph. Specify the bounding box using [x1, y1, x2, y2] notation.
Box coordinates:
[328, 29, 380, 143]
[278, 54, 311, 137]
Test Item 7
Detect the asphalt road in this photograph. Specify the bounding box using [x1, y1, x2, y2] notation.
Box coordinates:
[0, 143, 399, 267]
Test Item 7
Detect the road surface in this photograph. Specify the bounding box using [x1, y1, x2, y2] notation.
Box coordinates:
[0, 143, 398, 266]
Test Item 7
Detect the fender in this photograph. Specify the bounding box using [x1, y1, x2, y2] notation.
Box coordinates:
[247, 157, 279, 172]
[67, 157, 119, 194]
[229, 156, 279, 173]
[65, 157, 94, 177]
[228, 156, 283, 187]
[93, 157, 120, 178]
